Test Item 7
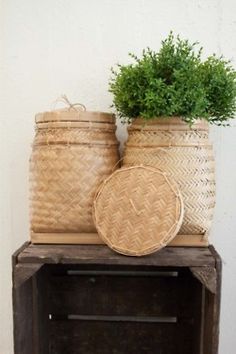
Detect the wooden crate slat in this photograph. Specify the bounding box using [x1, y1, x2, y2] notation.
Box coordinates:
[12, 242, 34, 354]
[49, 320, 196, 354]
[18, 244, 215, 267]
[13, 278, 34, 354]
[49, 270, 198, 317]
[203, 246, 222, 354]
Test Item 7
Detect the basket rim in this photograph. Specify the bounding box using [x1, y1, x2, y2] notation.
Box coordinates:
[35, 110, 115, 124]
[129, 117, 209, 131]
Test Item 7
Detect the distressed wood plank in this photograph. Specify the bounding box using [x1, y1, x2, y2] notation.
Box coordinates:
[12, 241, 30, 266]
[13, 277, 34, 354]
[190, 266, 217, 294]
[18, 244, 215, 267]
[33, 267, 50, 354]
[14, 263, 43, 288]
[49, 269, 197, 317]
[49, 320, 196, 354]
[203, 246, 222, 354]
[12, 242, 34, 354]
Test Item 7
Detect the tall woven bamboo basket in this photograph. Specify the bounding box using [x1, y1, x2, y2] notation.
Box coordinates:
[123, 117, 216, 246]
[30, 108, 119, 244]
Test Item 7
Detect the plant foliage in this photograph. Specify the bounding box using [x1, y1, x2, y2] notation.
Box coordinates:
[109, 32, 236, 125]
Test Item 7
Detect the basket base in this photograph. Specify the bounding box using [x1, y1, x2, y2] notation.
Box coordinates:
[31, 232, 209, 247]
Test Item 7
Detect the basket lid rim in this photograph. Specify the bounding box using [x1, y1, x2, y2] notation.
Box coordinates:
[35, 110, 115, 124]
[93, 165, 184, 256]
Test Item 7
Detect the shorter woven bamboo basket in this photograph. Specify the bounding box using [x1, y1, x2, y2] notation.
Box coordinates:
[93, 165, 184, 256]
[123, 117, 216, 244]
[30, 108, 119, 243]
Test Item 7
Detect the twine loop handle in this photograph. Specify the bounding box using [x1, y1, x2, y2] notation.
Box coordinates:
[53, 94, 86, 112]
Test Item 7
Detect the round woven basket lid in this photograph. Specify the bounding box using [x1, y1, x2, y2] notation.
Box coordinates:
[93, 165, 184, 256]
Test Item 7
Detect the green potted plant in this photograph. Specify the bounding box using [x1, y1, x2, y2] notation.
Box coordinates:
[109, 32, 236, 245]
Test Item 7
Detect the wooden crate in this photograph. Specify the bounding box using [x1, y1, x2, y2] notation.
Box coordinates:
[12, 243, 221, 354]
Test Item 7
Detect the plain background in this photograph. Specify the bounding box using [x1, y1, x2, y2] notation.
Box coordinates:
[1, 0, 236, 353]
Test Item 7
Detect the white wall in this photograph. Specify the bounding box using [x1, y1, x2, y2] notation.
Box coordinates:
[1, 0, 236, 353]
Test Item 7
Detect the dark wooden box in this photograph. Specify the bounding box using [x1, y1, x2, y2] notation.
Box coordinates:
[13, 243, 221, 354]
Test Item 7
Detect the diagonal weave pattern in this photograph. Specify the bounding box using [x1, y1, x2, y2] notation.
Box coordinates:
[93, 165, 184, 256]
[30, 111, 119, 235]
[123, 118, 216, 237]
